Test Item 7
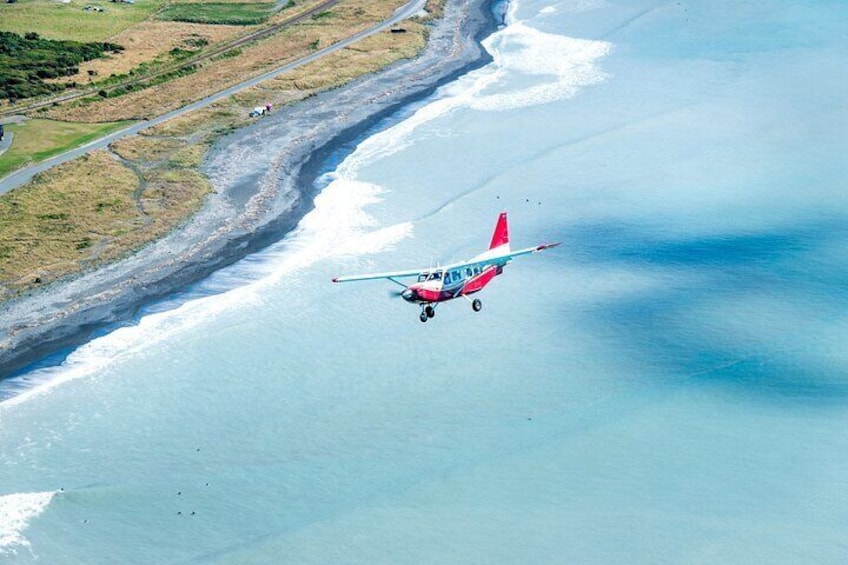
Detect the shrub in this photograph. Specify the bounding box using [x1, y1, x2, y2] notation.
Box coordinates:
[0, 31, 123, 102]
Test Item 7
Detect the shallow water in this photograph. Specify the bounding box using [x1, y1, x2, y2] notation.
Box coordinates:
[2, 0, 847, 562]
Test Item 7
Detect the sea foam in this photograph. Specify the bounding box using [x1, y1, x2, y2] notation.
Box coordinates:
[0, 491, 56, 556]
[471, 21, 611, 111]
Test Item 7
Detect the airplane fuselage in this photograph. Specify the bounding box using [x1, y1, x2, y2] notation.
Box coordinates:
[401, 263, 502, 304]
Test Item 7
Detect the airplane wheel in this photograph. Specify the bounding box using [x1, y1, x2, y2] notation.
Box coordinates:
[419, 311, 429, 323]
[425, 305, 435, 318]
[472, 299, 482, 312]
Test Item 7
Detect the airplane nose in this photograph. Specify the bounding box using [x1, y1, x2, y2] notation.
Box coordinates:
[401, 288, 417, 302]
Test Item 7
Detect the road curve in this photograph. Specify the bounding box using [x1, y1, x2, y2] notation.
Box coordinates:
[0, 0, 427, 196]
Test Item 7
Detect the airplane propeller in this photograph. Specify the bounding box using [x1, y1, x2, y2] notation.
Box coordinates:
[388, 286, 418, 301]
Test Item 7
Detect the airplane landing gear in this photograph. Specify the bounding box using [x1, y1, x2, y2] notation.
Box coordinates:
[472, 299, 482, 312]
[419, 304, 436, 322]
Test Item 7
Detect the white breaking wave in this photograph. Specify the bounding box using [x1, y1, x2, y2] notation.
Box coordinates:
[471, 22, 611, 111]
[0, 491, 56, 556]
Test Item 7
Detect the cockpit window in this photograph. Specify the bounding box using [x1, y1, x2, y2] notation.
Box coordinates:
[428, 272, 442, 281]
[418, 273, 428, 282]
[444, 273, 451, 284]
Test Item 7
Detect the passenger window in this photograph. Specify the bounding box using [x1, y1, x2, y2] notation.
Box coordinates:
[444, 273, 451, 284]
[466, 268, 473, 277]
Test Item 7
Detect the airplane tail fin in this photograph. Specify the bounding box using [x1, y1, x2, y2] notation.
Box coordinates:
[489, 212, 510, 251]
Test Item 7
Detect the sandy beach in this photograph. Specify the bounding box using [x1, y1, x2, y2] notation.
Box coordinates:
[0, 0, 500, 378]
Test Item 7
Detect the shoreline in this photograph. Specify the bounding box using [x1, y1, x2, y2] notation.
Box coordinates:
[0, 0, 501, 380]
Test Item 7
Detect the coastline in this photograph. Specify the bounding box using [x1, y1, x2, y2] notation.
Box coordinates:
[0, 0, 502, 380]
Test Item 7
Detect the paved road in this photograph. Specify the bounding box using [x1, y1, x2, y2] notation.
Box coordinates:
[0, 0, 426, 195]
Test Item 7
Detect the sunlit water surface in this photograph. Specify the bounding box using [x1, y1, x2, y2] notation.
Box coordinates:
[2, 0, 847, 562]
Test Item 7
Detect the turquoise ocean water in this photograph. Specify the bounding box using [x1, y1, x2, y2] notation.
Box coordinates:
[2, 0, 847, 562]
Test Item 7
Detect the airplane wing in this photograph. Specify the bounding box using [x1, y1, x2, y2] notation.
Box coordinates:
[496, 242, 561, 262]
[332, 268, 424, 284]
[332, 243, 559, 284]
[458, 242, 561, 271]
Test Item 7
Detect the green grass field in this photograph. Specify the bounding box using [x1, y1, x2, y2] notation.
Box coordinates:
[0, 119, 135, 178]
[0, 0, 167, 42]
[156, 2, 275, 25]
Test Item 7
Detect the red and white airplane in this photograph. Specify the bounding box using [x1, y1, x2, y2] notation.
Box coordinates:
[332, 212, 560, 322]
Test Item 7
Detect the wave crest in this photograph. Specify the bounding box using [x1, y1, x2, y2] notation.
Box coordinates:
[472, 22, 611, 111]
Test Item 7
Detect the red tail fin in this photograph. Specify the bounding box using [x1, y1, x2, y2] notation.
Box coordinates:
[489, 212, 509, 250]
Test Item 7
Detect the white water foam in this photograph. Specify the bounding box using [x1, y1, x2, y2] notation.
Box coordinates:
[0, 491, 56, 556]
[471, 21, 611, 111]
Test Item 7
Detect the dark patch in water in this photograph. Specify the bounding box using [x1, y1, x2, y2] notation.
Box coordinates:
[566, 223, 818, 266]
[557, 219, 848, 404]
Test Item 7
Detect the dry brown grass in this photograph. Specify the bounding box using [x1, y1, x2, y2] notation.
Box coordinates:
[44, 0, 410, 122]
[65, 22, 251, 84]
[143, 103, 244, 138]
[0, 151, 140, 296]
[418, 0, 447, 22]
[111, 135, 187, 163]
[0, 139, 214, 299]
[264, 25, 426, 92]
[138, 167, 212, 232]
